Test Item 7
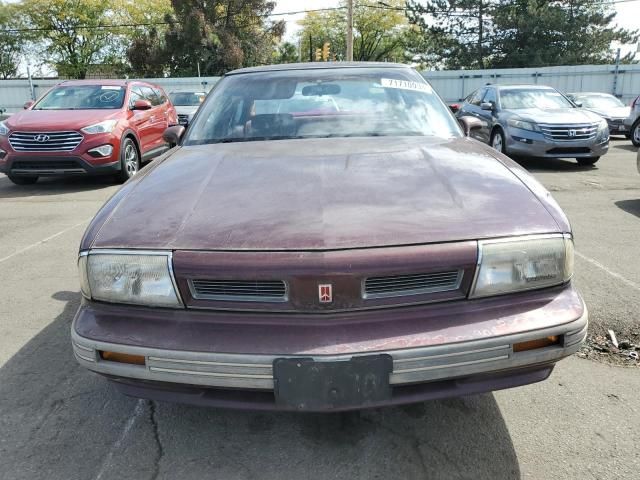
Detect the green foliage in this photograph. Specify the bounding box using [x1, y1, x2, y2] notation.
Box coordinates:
[406, 0, 639, 69]
[0, 1, 23, 79]
[273, 41, 299, 64]
[14, 0, 171, 78]
[298, 0, 411, 63]
[127, 0, 285, 77]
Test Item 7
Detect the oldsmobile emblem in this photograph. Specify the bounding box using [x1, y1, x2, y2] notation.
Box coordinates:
[318, 284, 332, 303]
[34, 134, 50, 143]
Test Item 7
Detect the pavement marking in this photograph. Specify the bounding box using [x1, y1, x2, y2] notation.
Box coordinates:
[0, 218, 91, 264]
[576, 250, 640, 292]
[93, 399, 146, 480]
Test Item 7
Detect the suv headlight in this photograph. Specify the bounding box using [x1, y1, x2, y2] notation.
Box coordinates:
[470, 235, 573, 298]
[78, 251, 183, 308]
[507, 118, 540, 132]
[0, 121, 9, 136]
[81, 120, 118, 134]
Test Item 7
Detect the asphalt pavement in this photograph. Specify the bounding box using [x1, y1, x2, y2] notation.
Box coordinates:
[0, 140, 639, 479]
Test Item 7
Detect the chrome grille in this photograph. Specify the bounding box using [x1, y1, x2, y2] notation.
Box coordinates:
[364, 270, 462, 299]
[9, 131, 83, 152]
[538, 123, 598, 141]
[190, 279, 287, 302]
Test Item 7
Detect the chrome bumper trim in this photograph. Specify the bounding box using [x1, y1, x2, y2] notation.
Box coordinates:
[72, 307, 587, 390]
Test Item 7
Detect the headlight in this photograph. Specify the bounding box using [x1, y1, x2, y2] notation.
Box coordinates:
[507, 118, 539, 132]
[81, 120, 118, 134]
[0, 121, 9, 136]
[597, 119, 608, 132]
[78, 251, 183, 308]
[470, 235, 573, 298]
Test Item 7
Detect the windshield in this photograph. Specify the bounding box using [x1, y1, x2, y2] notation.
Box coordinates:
[500, 88, 574, 110]
[184, 68, 461, 145]
[170, 92, 206, 106]
[35, 85, 125, 110]
[573, 94, 624, 109]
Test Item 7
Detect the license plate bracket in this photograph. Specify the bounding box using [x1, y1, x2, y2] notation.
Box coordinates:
[273, 354, 393, 410]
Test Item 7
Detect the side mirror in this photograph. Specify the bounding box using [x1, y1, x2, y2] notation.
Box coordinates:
[131, 99, 152, 111]
[163, 125, 185, 145]
[480, 102, 494, 111]
[23, 100, 34, 110]
[459, 116, 483, 136]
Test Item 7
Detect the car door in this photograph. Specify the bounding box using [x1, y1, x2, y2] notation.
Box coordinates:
[476, 87, 497, 144]
[140, 85, 166, 152]
[459, 88, 487, 141]
[128, 86, 155, 153]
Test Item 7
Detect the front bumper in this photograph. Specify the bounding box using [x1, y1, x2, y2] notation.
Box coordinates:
[72, 286, 588, 411]
[0, 154, 120, 177]
[505, 127, 608, 158]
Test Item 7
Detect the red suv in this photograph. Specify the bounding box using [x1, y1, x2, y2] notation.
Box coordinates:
[0, 80, 177, 185]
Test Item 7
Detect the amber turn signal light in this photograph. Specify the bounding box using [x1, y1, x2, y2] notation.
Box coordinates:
[99, 351, 146, 365]
[513, 336, 560, 353]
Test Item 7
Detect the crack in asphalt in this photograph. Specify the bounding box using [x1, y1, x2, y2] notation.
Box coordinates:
[148, 400, 164, 480]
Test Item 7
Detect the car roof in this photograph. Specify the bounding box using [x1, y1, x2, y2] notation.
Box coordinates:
[567, 92, 615, 96]
[170, 90, 207, 94]
[226, 61, 412, 76]
[58, 79, 128, 87]
[493, 84, 555, 90]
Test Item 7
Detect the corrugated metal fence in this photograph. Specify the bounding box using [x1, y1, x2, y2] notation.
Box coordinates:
[1, 64, 639, 114]
[422, 64, 640, 104]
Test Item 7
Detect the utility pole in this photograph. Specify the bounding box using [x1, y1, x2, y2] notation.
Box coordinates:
[309, 33, 313, 62]
[346, 0, 354, 61]
[612, 47, 621, 97]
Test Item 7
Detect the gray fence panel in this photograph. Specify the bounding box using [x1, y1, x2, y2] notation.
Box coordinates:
[2, 64, 639, 114]
[421, 64, 640, 105]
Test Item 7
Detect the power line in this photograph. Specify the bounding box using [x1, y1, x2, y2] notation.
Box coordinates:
[2, 0, 638, 34]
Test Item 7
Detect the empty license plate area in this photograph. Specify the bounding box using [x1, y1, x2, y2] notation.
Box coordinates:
[273, 354, 393, 410]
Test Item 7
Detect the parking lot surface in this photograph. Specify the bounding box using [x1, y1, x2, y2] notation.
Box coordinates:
[1, 140, 639, 479]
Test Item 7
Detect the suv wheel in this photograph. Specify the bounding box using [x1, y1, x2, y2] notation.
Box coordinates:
[490, 129, 506, 154]
[7, 175, 38, 185]
[117, 138, 140, 182]
[577, 157, 599, 166]
[631, 120, 640, 147]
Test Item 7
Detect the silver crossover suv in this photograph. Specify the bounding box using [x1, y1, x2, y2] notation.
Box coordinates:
[457, 85, 609, 165]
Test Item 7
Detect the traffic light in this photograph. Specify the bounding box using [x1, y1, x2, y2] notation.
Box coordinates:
[315, 48, 322, 61]
[322, 42, 331, 61]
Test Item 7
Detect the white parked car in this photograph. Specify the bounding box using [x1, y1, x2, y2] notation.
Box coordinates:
[169, 91, 207, 126]
[624, 94, 640, 146]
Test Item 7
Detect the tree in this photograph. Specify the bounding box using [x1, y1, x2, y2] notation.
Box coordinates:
[406, 0, 496, 69]
[406, 0, 639, 69]
[490, 0, 639, 68]
[273, 41, 299, 64]
[298, 0, 412, 63]
[128, 0, 285, 77]
[0, 1, 23, 79]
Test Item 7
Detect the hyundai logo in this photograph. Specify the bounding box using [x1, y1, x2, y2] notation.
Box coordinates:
[33, 134, 50, 143]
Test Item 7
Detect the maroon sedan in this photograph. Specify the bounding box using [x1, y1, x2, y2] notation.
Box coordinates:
[73, 63, 587, 412]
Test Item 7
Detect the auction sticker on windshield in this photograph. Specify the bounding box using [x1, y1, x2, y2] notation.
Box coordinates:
[380, 78, 433, 93]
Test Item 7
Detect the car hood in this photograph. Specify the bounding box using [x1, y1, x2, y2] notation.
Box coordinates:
[91, 136, 561, 251]
[583, 106, 631, 119]
[4, 109, 121, 131]
[175, 106, 199, 116]
[506, 108, 602, 124]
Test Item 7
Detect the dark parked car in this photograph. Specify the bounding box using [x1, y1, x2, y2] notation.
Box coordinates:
[72, 63, 586, 412]
[457, 84, 609, 165]
[566, 92, 631, 136]
[0, 80, 177, 185]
